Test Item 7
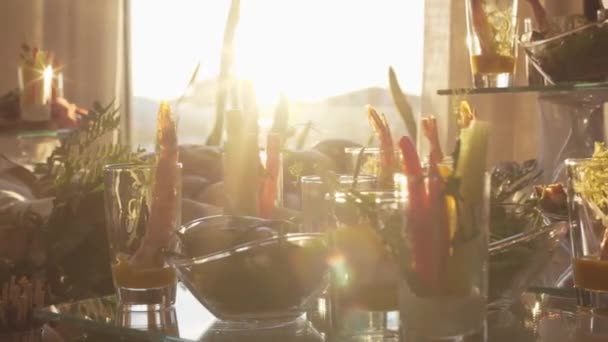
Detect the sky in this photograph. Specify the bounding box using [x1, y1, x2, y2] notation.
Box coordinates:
[130, 0, 425, 103]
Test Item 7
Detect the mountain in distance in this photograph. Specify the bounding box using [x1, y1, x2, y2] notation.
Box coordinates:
[178, 79, 420, 109]
[130, 81, 421, 148]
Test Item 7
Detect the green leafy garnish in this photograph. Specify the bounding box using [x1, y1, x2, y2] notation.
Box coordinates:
[572, 142, 608, 226]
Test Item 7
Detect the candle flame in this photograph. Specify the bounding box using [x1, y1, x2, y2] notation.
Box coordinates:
[42, 65, 53, 104]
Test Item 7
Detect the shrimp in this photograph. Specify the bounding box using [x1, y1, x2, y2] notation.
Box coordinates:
[130, 102, 179, 268]
[367, 105, 396, 189]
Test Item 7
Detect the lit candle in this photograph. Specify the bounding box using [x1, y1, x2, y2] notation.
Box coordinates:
[56, 71, 64, 98]
[42, 65, 53, 104]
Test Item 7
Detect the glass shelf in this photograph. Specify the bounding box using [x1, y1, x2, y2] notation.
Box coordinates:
[33, 284, 600, 342]
[437, 81, 608, 95]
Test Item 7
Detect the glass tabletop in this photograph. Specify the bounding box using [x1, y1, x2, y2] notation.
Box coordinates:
[437, 81, 608, 96]
[34, 284, 608, 341]
[34, 284, 324, 342]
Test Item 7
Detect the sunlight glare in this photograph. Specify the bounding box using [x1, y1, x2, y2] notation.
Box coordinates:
[131, 0, 424, 102]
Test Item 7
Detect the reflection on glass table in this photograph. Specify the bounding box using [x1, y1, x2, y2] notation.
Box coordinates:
[34, 282, 608, 341]
[34, 283, 323, 342]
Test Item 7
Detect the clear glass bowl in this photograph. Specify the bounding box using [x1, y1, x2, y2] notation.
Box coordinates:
[489, 217, 569, 308]
[520, 19, 608, 84]
[166, 217, 330, 329]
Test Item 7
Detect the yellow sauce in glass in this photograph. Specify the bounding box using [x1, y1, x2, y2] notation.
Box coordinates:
[471, 54, 515, 74]
[112, 261, 176, 289]
[573, 257, 608, 292]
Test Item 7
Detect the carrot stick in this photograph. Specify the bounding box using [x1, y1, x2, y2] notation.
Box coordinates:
[398, 136, 436, 292]
[421, 116, 443, 164]
[427, 162, 450, 294]
[259, 133, 281, 218]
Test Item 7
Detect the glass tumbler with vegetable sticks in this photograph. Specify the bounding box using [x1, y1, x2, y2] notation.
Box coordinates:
[300, 174, 376, 233]
[103, 163, 182, 309]
[323, 190, 406, 340]
[397, 119, 489, 339]
[566, 156, 608, 310]
[344, 147, 403, 184]
[465, 0, 519, 88]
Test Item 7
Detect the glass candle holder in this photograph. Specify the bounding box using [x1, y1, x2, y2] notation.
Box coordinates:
[103, 163, 182, 310]
[17, 64, 57, 122]
[567, 158, 608, 310]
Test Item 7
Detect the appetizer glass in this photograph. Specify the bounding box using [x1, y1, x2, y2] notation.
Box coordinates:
[344, 147, 404, 183]
[103, 163, 182, 310]
[465, 0, 519, 88]
[300, 174, 376, 233]
[567, 158, 608, 310]
[324, 190, 405, 340]
[399, 173, 490, 340]
[344, 147, 384, 178]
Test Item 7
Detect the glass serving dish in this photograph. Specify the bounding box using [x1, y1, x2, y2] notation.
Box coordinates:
[165, 217, 330, 330]
[174, 215, 299, 258]
[520, 18, 608, 84]
[489, 204, 569, 308]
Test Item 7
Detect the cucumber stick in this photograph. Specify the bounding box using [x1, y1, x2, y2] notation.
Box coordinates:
[454, 120, 489, 239]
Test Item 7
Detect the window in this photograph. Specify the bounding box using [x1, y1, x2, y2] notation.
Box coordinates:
[129, 0, 424, 150]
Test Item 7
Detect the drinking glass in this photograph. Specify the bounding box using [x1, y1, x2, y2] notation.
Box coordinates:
[566, 158, 608, 310]
[344, 147, 384, 178]
[399, 173, 489, 340]
[300, 174, 375, 233]
[103, 163, 182, 309]
[465, 0, 519, 88]
[325, 190, 405, 340]
[344, 147, 404, 184]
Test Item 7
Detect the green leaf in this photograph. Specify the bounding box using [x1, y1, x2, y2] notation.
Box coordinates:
[389, 66, 417, 142]
[295, 121, 313, 150]
[206, 0, 241, 146]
